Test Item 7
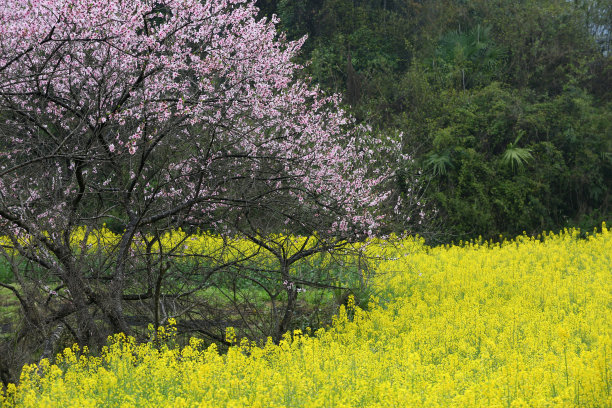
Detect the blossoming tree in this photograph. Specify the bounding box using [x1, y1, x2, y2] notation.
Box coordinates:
[0, 0, 411, 361]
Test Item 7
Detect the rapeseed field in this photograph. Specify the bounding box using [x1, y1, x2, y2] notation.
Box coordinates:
[1, 226, 610, 407]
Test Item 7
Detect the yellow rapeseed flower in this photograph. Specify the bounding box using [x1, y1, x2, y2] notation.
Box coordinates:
[1, 226, 610, 407]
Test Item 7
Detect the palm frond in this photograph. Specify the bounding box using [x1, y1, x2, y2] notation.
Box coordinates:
[501, 132, 533, 171]
[501, 147, 533, 170]
[425, 152, 454, 176]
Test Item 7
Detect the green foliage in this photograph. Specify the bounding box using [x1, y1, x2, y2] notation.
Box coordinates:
[431, 25, 505, 90]
[424, 151, 454, 176]
[501, 132, 534, 171]
[258, 0, 612, 241]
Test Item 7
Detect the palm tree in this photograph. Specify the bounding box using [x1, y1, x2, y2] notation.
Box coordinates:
[501, 131, 533, 171]
[425, 150, 454, 176]
[434, 25, 505, 90]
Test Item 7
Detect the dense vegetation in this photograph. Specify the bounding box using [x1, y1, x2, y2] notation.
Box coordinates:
[0, 1, 610, 403]
[2, 226, 610, 407]
[257, 0, 612, 241]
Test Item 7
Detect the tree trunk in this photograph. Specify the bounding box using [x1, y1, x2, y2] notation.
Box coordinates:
[64, 278, 101, 345]
[275, 288, 297, 343]
[37, 323, 64, 375]
[274, 260, 297, 342]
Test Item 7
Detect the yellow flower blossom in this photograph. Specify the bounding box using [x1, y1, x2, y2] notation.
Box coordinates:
[0, 225, 610, 407]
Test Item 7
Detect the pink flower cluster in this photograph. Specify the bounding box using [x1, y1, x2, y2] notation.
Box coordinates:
[0, 0, 414, 238]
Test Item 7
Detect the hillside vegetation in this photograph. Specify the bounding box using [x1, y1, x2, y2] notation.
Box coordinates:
[259, 0, 612, 241]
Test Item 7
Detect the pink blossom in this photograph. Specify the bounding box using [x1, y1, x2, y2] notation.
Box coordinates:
[0, 0, 415, 244]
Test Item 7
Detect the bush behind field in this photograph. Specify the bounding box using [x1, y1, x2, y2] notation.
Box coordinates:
[1, 225, 611, 407]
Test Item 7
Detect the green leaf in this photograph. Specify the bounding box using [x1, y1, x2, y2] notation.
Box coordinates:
[425, 151, 454, 176]
[501, 132, 533, 171]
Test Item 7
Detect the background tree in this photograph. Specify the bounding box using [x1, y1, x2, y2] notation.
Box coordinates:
[258, 0, 611, 242]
